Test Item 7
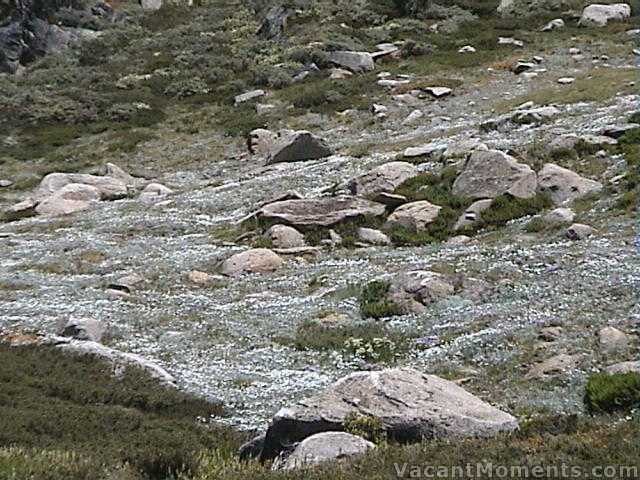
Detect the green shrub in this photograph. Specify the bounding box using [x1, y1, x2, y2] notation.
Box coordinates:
[344, 413, 386, 444]
[359, 280, 403, 319]
[344, 336, 397, 362]
[477, 193, 553, 229]
[584, 372, 640, 414]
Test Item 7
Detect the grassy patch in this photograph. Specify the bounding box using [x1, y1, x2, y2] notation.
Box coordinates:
[475, 193, 553, 230]
[0, 342, 242, 479]
[497, 68, 638, 112]
[360, 280, 403, 319]
[614, 127, 640, 212]
[344, 413, 387, 444]
[585, 372, 640, 414]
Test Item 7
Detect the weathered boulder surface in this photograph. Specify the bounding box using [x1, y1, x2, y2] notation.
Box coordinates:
[221, 249, 283, 277]
[59, 318, 106, 343]
[385, 201, 442, 232]
[348, 162, 418, 200]
[537, 163, 602, 205]
[139, 183, 174, 203]
[35, 172, 128, 202]
[328, 51, 375, 73]
[34, 183, 101, 216]
[579, 3, 631, 27]
[265, 225, 306, 248]
[452, 150, 537, 200]
[275, 432, 375, 471]
[260, 368, 518, 461]
[598, 327, 630, 354]
[258, 196, 387, 228]
[388, 271, 456, 314]
[357, 227, 391, 246]
[266, 131, 332, 165]
[566, 223, 596, 240]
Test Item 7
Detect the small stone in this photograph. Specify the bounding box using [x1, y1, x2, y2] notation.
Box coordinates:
[557, 77, 575, 85]
[402, 109, 424, 125]
[541, 18, 565, 32]
[458, 45, 476, 53]
[539, 327, 563, 342]
[329, 68, 353, 80]
[0, 179, 13, 188]
[425, 86, 452, 98]
[234, 89, 265, 105]
[59, 318, 106, 343]
[357, 227, 391, 246]
[498, 37, 524, 47]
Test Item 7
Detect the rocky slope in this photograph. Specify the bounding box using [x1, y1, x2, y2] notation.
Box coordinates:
[0, 0, 639, 473]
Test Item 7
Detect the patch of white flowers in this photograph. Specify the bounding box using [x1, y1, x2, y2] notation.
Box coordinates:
[344, 337, 396, 362]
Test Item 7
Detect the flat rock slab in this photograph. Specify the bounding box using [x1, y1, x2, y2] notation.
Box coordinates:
[258, 196, 386, 228]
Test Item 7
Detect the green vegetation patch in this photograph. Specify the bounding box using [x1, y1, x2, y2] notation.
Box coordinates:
[475, 193, 553, 230]
[360, 280, 403, 319]
[0, 342, 242, 479]
[584, 372, 640, 414]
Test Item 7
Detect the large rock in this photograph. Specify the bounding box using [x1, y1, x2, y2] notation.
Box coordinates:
[276, 432, 375, 471]
[385, 201, 442, 232]
[258, 196, 386, 228]
[34, 183, 101, 216]
[138, 183, 173, 203]
[260, 368, 518, 460]
[452, 150, 537, 200]
[221, 249, 283, 277]
[357, 227, 391, 246]
[35, 173, 128, 202]
[266, 131, 332, 165]
[265, 225, 306, 248]
[579, 3, 631, 27]
[536, 163, 602, 205]
[328, 51, 375, 73]
[348, 162, 418, 200]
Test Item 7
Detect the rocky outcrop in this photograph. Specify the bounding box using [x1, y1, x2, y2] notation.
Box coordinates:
[35, 172, 128, 202]
[348, 162, 418, 201]
[0, 1, 101, 74]
[536, 164, 602, 205]
[138, 183, 174, 203]
[221, 249, 283, 276]
[258, 196, 387, 228]
[140, 0, 163, 10]
[266, 131, 332, 165]
[388, 271, 456, 314]
[385, 201, 442, 232]
[452, 150, 537, 200]
[605, 361, 640, 375]
[260, 368, 518, 460]
[274, 432, 375, 470]
[579, 3, 631, 27]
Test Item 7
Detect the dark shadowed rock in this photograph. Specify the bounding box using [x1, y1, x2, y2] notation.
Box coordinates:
[266, 131, 332, 165]
[260, 368, 518, 460]
[258, 196, 386, 228]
